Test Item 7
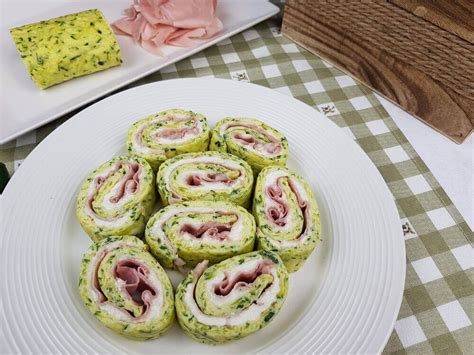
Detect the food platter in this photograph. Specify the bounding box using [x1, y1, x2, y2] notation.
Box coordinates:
[0, 78, 405, 353]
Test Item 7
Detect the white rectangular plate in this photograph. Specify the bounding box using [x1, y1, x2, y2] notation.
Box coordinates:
[0, 0, 279, 144]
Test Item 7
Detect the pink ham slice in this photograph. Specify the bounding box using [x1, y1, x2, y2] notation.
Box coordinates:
[233, 133, 281, 155]
[265, 178, 289, 226]
[88, 162, 141, 216]
[186, 172, 232, 186]
[225, 122, 282, 155]
[154, 121, 199, 139]
[93, 250, 108, 304]
[287, 178, 308, 209]
[133, 115, 198, 153]
[265, 176, 308, 228]
[112, 0, 223, 55]
[215, 260, 273, 296]
[180, 221, 232, 240]
[109, 163, 140, 203]
[92, 253, 158, 319]
[115, 260, 157, 306]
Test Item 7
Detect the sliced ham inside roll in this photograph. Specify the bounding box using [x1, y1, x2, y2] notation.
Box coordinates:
[253, 166, 321, 272]
[76, 155, 155, 242]
[127, 109, 210, 171]
[156, 151, 254, 207]
[175, 250, 288, 344]
[210, 117, 289, 174]
[145, 200, 256, 270]
[79, 236, 175, 340]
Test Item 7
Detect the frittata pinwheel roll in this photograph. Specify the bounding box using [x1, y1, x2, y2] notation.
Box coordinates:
[10, 9, 122, 89]
[76, 156, 156, 242]
[145, 201, 256, 270]
[156, 151, 253, 207]
[175, 250, 289, 344]
[79, 236, 175, 340]
[209, 118, 289, 173]
[127, 109, 210, 171]
[253, 166, 320, 272]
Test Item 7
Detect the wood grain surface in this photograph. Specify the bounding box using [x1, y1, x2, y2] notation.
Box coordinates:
[390, 0, 474, 43]
[282, 0, 473, 143]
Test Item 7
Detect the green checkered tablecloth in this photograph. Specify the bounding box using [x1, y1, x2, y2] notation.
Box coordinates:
[1, 20, 472, 354]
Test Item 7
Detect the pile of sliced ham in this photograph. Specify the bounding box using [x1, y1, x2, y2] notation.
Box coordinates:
[112, 0, 223, 55]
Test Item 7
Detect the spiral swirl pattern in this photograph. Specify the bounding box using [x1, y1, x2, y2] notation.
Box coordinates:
[78, 236, 175, 340]
[126, 109, 210, 171]
[156, 151, 254, 207]
[175, 250, 288, 344]
[75, 155, 155, 242]
[145, 201, 256, 270]
[253, 166, 320, 272]
[210, 118, 289, 173]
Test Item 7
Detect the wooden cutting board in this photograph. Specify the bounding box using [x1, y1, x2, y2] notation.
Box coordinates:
[282, 0, 474, 143]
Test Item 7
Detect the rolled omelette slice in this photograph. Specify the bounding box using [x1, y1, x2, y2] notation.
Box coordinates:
[76, 155, 156, 242]
[253, 166, 320, 272]
[209, 118, 289, 173]
[127, 109, 210, 171]
[175, 250, 289, 344]
[145, 201, 256, 270]
[10, 9, 122, 89]
[156, 151, 254, 207]
[79, 235, 175, 340]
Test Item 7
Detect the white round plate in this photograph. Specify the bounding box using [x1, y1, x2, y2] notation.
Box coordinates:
[1, 78, 405, 353]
